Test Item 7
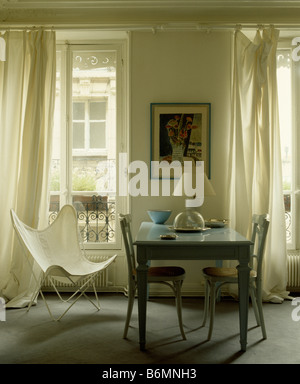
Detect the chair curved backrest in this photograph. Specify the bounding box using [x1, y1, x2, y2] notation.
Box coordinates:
[249, 213, 270, 279]
[119, 214, 136, 281]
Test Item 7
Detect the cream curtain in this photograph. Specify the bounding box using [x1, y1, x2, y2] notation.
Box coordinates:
[0, 30, 56, 307]
[228, 28, 290, 303]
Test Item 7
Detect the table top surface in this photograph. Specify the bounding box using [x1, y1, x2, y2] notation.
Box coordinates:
[134, 221, 252, 246]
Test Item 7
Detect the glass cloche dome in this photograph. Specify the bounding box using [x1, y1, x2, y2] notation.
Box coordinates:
[173, 200, 205, 232]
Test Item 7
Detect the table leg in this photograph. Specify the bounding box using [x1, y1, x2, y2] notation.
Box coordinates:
[136, 248, 149, 351]
[215, 259, 222, 302]
[237, 254, 251, 352]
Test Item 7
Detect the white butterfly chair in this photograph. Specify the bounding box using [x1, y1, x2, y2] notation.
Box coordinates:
[119, 214, 186, 340]
[202, 213, 269, 340]
[10, 205, 117, 321]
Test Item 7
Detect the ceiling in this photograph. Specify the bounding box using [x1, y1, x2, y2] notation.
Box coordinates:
[2, 0, 300, 28]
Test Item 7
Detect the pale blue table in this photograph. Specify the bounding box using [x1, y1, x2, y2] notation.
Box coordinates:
[134, 222, 253, 352]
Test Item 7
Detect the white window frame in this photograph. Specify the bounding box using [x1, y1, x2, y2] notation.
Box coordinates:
[55, 39, 129, 251]
[292, 47, 300, 251]
[277, 42, 300, 250]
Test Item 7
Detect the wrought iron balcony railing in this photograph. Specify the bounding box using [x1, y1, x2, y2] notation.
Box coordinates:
[284, 194, 291, 243]
[49, 194, 115, 243]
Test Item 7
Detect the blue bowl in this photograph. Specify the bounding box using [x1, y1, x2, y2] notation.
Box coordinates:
[147, 210, 172, 224]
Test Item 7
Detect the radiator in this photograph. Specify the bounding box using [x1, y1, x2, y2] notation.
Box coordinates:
[42, 254, 114, 292]
[287, 252, 300, 290]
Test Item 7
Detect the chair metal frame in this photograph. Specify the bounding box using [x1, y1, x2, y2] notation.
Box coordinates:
[10, 205, 117, 321]
[202, 214, 269, 340]
[119, 213, 186, 340]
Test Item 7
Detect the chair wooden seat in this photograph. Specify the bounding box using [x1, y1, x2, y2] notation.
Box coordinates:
[119, 214, 186, 340]
[133, 266, 185, 279]
[202, 214, 269, 341]
[203, 267, 257, 279]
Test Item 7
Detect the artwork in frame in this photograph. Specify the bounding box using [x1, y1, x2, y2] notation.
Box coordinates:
[150, 103, 211, 179]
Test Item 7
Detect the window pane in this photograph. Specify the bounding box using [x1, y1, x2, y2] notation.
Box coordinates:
[73, 102, 85, 120]
[73, 122, 85, 149]
[277, 52, 292, 191]
[90, 122, 106, 148]
[73, 51, 116, 72]
[90, 102, 106, 120]
[72, 162, 96, 191]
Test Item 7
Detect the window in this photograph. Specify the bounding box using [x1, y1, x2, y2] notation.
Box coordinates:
[49, 41, 127, 249]
[277, 46, 300, 250]
[73, 100, 107, 151]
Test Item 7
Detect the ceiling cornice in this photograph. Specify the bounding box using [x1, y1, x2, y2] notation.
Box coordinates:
[2, 1, 300, 9]
[2, 1, 300, 27]
[0, 0, 300, 9]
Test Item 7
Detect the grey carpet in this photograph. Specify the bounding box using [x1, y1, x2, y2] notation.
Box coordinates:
[0, 292, 299, 365]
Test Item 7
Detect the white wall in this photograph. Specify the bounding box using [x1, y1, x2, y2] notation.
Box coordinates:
[129, 30, 232, 294]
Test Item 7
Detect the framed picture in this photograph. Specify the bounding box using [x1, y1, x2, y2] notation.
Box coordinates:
[150, 103, 211, 179]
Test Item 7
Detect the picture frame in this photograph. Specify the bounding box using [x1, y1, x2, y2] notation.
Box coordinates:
[150, 103, 211, 179]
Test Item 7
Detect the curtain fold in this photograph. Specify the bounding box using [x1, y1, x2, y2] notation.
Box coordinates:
[0, 30, 56, 308]
[228, 28, 290, 303]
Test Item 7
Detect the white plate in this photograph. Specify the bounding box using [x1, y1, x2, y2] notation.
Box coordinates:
[205, 220, 226, 228]
[169, 226, 210, 233]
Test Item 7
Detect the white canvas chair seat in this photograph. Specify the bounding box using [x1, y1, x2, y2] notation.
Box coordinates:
[10, 205, 117, 321]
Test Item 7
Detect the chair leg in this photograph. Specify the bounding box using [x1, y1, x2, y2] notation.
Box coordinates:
[174, 280, 186, 340]
[256, 285, 267, 339]
[39, 289, 57, 321]
[55, 288, 96, 321]
[27, 286, 40, 313]
[123, 286, 136, 339]
[93, 282, 101, 309]
[250, 284, 260, 326]
[81, 281, 101, 310]
[202, 278, 210, 327]
[82, 292, 101, 310]
[207, 281, 216, 340]
[27, 273, 45, 313]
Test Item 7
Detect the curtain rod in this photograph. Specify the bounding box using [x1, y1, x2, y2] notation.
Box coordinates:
[2, 22, 300, 32]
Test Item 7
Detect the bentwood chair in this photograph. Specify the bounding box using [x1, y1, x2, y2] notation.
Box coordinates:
[11, 205, 117, 321]
[119, 214, 186, 340]
[202, 214, 269, 340]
